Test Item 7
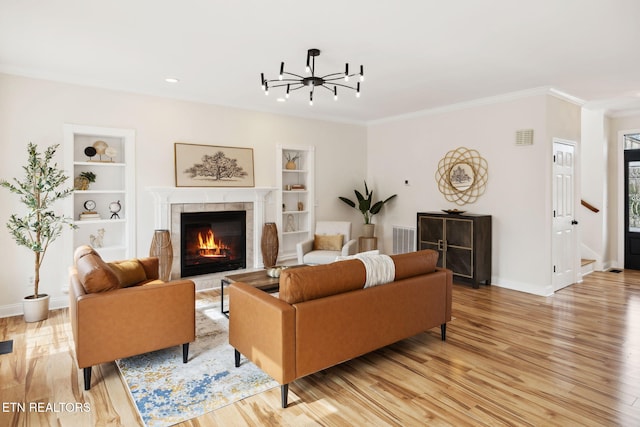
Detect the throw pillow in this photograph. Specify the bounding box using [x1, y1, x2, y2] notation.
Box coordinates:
[313, 234, 344, 251]
[108, 259, 148, 288]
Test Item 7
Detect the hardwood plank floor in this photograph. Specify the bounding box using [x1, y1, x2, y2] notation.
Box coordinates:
[1, 270, 639, 426]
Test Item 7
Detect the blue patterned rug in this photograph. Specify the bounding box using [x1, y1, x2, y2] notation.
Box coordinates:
[115, 298, 278, 426]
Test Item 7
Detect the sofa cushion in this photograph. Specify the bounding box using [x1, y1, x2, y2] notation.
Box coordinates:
[74, 250, 119, 293]
[313, 234, 343, 251]
[279, 259, 366, 304]
[391, 249, 438, 280]
[108, 259, 148, 288]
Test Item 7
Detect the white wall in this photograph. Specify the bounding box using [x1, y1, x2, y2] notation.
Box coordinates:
[0, 73, 366, 315]
[367, 93, 580, 295]
[579, 109, 608, 269]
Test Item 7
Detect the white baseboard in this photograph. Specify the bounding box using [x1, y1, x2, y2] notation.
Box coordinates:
[0, 295, 69, 319]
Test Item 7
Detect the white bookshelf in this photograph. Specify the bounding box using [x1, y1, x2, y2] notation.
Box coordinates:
[63, 124, 136, 264]
[275, 145, 315, 261]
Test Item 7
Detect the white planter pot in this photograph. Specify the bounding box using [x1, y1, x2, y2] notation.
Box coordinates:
[23, 294, 50, 323]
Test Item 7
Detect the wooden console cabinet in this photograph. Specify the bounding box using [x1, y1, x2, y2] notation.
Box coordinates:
[417, 212, 491, 288]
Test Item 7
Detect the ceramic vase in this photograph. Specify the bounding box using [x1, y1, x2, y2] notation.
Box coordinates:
[261, 222, 279, 268]
[150, 229, 173, 281]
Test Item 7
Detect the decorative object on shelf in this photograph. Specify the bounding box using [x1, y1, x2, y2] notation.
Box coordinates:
[0, 143, 76, 322]
[74, 171, 96, 190]
[174, 143, 255, 187]
[93, 140, 108, 161]
[90, 228, 105, 248]
[442, 209, 466, 215]
[285, 214, 296, 232]
[109, 200, 122, 219]
[261, 222, 279, 268]
[80, 199, 100, 220]
[291, 184, 305, 190]
[84, 146, 97, 161]
[435, 147, 488, 206]
[338, 180, 397, 236]
[105, 146, 118, 162]
[261, 48, 364, 105]
[284, 152, 299, 170]
[150, 229, 173, 281]
[297, 201, 304, 211]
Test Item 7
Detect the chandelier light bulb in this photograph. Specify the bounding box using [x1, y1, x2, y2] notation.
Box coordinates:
[356, 82, 361, 98]
[344, 63, 349, 82]
[286, 84, 290, 98]
[360, 65, 364, 82]
[309, 92, 313, 106]
[334, 86, 338, 101]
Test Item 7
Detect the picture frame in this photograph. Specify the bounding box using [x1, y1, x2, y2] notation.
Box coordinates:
[174, 143, 255, 187]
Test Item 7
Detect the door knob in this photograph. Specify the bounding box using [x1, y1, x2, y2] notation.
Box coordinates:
[571, 220, 579, 225]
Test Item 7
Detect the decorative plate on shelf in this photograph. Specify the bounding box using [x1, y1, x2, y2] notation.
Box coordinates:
[442, 209, 466, 215]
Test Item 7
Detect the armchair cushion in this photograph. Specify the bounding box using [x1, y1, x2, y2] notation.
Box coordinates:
[75, 249, 119, 293]
[108, 259, 147, 288]
[313, 234, 344, 251]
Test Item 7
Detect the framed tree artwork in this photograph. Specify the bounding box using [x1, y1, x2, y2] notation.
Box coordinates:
[174, 143, 255, 187]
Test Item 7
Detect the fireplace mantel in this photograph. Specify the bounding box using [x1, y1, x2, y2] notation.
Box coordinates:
[147, 186, 276, 270]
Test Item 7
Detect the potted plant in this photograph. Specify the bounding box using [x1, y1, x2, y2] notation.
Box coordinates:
[74, 171, 96, 190]
[1, 143, 76, 322]
[338, 180, 397, 237]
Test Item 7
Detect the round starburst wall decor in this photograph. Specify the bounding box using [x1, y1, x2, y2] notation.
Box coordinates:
[435, 147, 488, 206]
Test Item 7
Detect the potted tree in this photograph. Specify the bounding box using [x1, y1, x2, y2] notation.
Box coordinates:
[1, 143, 75, 322]
[338, 180, 397, 237]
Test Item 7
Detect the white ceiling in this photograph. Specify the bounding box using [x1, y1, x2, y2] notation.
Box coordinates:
[2, 0, 640, 124]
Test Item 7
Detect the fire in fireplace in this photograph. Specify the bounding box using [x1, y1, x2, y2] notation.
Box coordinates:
[180, 210, 246, 277]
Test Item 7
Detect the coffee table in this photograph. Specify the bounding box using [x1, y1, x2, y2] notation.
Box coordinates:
[219, 269, 282, 317]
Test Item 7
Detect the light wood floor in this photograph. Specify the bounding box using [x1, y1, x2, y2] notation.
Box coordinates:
[1, 270, 639, 426]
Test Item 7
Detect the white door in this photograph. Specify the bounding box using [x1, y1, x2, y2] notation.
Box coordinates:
[552, 140, 578, 291]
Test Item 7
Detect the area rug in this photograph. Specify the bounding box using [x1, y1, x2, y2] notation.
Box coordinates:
[115, 298, 278, 427]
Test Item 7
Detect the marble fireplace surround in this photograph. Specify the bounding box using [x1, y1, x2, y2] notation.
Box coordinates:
[148, 187, 275, 288]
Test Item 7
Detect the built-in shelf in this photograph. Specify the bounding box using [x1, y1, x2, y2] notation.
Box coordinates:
[64, 124, 136, 264]
[275, 145, 315, 261]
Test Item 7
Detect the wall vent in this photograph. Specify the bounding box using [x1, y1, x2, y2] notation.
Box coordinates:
[392, 225, 416, 254]
[516, 129, 534, 145]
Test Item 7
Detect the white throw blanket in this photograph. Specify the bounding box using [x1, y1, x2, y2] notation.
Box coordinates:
[355, 253, 395, 288]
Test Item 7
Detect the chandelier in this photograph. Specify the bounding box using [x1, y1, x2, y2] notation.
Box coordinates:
[260, 48, 364, 105]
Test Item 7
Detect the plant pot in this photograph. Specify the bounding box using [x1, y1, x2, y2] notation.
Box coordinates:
[74, 176, 90, 190]
[23, 294, 50, 323]
[362, 224, 375, 238]
[285, 160, 297, 170]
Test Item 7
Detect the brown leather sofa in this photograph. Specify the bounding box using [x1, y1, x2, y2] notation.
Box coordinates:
[228, 249, 452, 407]
[68, 245, 196, 390]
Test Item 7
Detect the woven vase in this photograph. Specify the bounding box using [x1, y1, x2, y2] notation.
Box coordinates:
[150, 229, 173, 281]
[261, 223, 279, 268]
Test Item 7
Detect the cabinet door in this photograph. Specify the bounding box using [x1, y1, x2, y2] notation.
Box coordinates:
[445, 218, 473, 278]
[418, 216, 444, 268]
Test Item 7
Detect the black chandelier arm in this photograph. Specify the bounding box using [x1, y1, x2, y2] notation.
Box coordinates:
[268, 82, 305, 90]
[322, 74, 362, 82]
[266, 78, 303, 84]
[326, 82, 359, 91]
[281, 71, 305, 79]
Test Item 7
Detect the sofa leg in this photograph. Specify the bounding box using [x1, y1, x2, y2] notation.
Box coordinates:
[441, 323, 447, 341]
[281, 384, 289, 408]
[183, 343, 189, 363]
[83, 367, 91, 390]
[234, 349, 241, 368]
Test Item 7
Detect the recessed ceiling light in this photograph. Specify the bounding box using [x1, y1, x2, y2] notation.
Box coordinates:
[165, 77, 180, 83]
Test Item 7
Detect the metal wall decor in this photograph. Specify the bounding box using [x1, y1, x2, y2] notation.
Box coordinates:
[435, 147, 488, 205]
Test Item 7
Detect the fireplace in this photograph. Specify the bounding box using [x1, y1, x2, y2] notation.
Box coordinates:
[180, 210, 246, 277]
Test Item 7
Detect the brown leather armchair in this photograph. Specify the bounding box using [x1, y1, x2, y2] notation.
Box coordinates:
[69, 245, 195, 390]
